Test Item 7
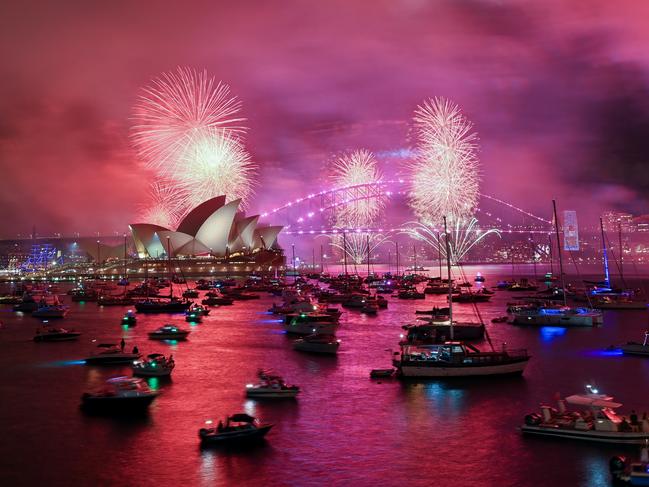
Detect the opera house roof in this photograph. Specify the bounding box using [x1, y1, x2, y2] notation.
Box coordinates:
[129, 196, 282, 258]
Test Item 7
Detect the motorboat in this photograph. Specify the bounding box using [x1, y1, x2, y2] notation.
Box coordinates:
[451, 290, 491, 303]
[202, 296, 233, 306]
[474, 273, 486, 283]
[33, 327, 81, 342]
[199, 414, 273, 446]
[98, 295, 134, 306]
[618, 332, 649, 357]
[342, 294, 368, 309]
[188, 304, 210, 316]
[135, 298, 192, 313]
[32, 305, 69, 319]
[394, 341, 529, 377]
[507, 279, 538, 292]
[182, 289, 199, 298]
[610, 442, 649, 485]
[132, 353, 175, 377]
[284, 317, 338, 336]
[245, 370, 300, 399]
[593, 295, 648, 310]
[361, 302, 379, 315]
[84, 343, 141, 365]
[521, 387, 649, 444]
[370, 368, 396, 378]
[283, 311, 339, 324]
[293, 334, 340, 354]
[122, 310, 137, 327]
[148, 325, 190, 340]
[415, 307, 450, 318]
[81, 377, 159, 412]
[424, 283, 450, 295]
[397, 290, 426, 300]
[510, 305, 603, 327]
[71, 289, 98, 302]
[185, 310, 203, 323]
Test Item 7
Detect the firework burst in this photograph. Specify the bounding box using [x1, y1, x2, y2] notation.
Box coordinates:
[176, 129, 256, 208]
[409, 97, 480, 224]
[131, 66, 247, 179]
[137, 181, 188, 229]
[401, 218, 500, 264]
[331, 149, 385, 227]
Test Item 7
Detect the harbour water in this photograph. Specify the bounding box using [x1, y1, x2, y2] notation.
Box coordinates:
[1, 264, 648, 486]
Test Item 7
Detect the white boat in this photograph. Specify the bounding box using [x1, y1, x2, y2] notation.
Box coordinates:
[245, 370, 300, 398]
[283, 319, 338, 336]
[32, 305, 69, 319]
[148, 325, 190, 340]
[394, 342, 529, 377]
[521, 388, 649, 444]
[619, 332, 649, 357]
[510, 305, 603, 327]
[85, 344, 141, 365]
[293, 334, 340, 354]
[132, 353, 175, 377]
[199, 414, 273, 446]
[81, 376, 159, 412]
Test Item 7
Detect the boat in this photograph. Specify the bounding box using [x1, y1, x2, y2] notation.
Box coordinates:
[491, 316, 509, 323]
[122, 310, 137, 327]
[182, 289, 199, 298]
[618, 332, 649, 357]
[84, 344, 141, 365]
[361, 303, 379, 315]
[593, 295, 648, 310]
[403, 321, 485, 343]
[81, 377, 159, 412]
[134, 298, 192, 314]
[147, 325, 190, 340]
[245, 370, 300, 398]
[474, 273, 486, 283]
[370, 368, 396, 378]
[132, 353, 175, 377]
[32, 305, 69, 319]
[424, 283, 450, 295]
[199, 414, 273, 446]
[415, 307, 450, 317]
[451, 290, 491, 303]
[185, 310, 203, 322]
[98, 295, 134, 306]
[189, 304, 210, 316]
[610, 442, 649, 485]
[521, 387, 649, 444]
[510, 305, 603, 327]
[293, 334, 340, 354]
[283, 311, 339, 324]
[284, 317, 338, 335]
[202, 296, 233, 306]
[393, 216, 529, 378]
[33, 327, 81, 342]
[397, 290, 426, 300]
[342, 294, 368, 309]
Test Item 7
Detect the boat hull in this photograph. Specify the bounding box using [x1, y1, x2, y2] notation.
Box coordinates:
[620, 344, 649, 356]
[293, 342, 339, 354]
[85, 355, 140, 365]
[512, 314, 601, 327]
[148, 333, 189, 340]
[200, 425, 273, 446]
[398, 359, 528, 377]
[520, 425, 649, 444]
[34, 333, 80, 342]
[283, 322, 338, 335]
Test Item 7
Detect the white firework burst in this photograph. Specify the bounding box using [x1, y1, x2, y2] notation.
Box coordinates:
[409, 97, 480, 224]
[138, 181, 188, 229]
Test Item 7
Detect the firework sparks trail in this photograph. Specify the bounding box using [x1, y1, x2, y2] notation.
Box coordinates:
[324, 232, 394, 266]
[409, 97, 480, 224]
[137, 181, 188, 229]
[131, 66, 247, 179]
[401, 218, 500, 264]
[331, 149, 386, 227]
[175, 129, 257, 208]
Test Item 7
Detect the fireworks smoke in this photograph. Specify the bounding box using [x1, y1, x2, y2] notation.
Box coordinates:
[409, 97, 480, 224]
[137, 181, 188, 229]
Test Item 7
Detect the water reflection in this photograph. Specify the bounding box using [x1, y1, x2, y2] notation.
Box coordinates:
[540, 326, 567, 342]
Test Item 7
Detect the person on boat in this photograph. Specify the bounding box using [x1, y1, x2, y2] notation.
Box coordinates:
[120, 338, 126, 352]
[132, 345, 139, 354]
[631, 410, 639, 431]
[620, 418, 632, 432]
[217, 420, 223, 432]
[642, 413, 649, 433]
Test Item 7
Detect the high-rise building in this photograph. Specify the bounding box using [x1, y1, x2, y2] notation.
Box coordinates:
[601, 211, 634, 232]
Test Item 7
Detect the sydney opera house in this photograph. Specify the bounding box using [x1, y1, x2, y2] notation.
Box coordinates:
[129, 195, 283, 263]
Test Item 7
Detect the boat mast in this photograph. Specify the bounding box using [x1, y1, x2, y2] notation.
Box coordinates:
[413, 243, 417, 271]
[437, 232, 442, 279]
[342, 232, 348, 276]
[395, 241, 400, 277]
[443, 216, 453, 340]
[618, 222, 624, 283]
[291, 244, 296, 281]
[599, 218, 611, 288]
[552, 200, 567, 306]
[366, 234, 370, 277]
[167, 236, 173, 299]
[320, 244, 324, 273]
[548, 234, 554, 277]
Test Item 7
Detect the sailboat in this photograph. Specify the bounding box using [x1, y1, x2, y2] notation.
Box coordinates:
[393, 217, 530, 378]
[134, 238, 192, 314]
[510, 201, 604, 327]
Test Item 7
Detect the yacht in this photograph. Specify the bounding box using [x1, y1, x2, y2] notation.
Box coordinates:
[618, 332, 649, 357]
[134, 298, 191, 314]
[81, 377, 159, 412]
[510, 305, 603, 327]
[199, 414, 273, 446]
[245, 370, 300, 399]
[32, 305, 68, 319]
[132, 353, 175, 377]
[148, 325, 190, 340]
[394, 342, 529, 377]
[202, 296, 233, 306]
[84, 344, 141, 365]
[293, 334, 340, 354]
[403, 321, 485, 343]
[33, 327, 81, 342]
[122, 310, 137, 327]
[521, 388, 649, 444]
